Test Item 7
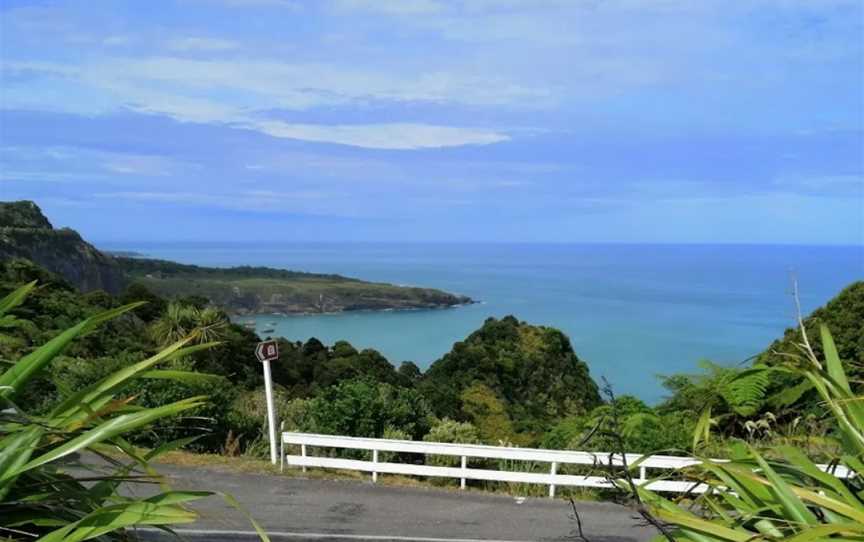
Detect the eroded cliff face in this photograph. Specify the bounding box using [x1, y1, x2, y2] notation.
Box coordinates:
[0, 201, 125, 294]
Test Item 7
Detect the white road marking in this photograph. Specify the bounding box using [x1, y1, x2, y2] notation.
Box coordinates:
[137, 528, 536, 542]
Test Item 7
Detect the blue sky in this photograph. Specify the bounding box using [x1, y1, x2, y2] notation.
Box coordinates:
[1, 0, 862, 244]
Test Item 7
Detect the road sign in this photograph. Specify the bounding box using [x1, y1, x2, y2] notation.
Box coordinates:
[255, 340, 279, 362]
[255, 340, 279, 464]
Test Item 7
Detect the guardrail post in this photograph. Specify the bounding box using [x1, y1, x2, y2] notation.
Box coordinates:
[301, 444, 307, 473]
[279, 422, 284, 472]
[460, 456, 467, 490]
[639, 466, 646, 483]
[372, 449, 379, 483]
[549, 461, 558, 498]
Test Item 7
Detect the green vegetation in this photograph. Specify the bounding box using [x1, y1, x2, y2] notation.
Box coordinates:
[4, 203, 862, 541]
[117, 256, 473, 314]
[653, 280, 864, 450]
[0, 200, 53, 229]
[0, 201, 125, 294]
[0, 259, 602, 460]
[2, 227, 863, 539]
[0, 282, 267, 541]
[294, 379, 431, 440]
[0, 200, 473, 314]
[4, 249, 860, 463]
[632, 325, 864, 541]
[421, 315, 602, 445]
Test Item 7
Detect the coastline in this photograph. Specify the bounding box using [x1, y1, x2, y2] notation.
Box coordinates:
[230, 299, 478, 319]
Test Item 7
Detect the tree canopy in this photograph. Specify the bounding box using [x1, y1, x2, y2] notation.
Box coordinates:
[421, 315, 602, 440]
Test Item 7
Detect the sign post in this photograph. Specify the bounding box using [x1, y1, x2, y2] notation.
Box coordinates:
[255, 339, 280, 464]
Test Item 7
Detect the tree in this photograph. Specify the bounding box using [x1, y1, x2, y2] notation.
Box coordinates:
[149, 302, 228, 347]
[119, 282, 166, 322]
[420, 316, 601, 442]
[397, 361, 422, 387]
[460, 383, 516, 443]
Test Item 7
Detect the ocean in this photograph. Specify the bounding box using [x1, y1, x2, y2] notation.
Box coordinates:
[102, 242, 863, 403]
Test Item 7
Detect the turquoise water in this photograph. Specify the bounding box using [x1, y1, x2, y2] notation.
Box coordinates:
[104, 243, 863, 403]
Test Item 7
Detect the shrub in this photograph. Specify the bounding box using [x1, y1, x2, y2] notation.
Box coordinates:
[380, 426, 411, 463]
[225, 386, 294, 454]
[302, 378, 431, 440]
[423, 418, 481, 467]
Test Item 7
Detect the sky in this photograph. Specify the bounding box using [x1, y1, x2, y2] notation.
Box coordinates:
[0, 0, 862, 244]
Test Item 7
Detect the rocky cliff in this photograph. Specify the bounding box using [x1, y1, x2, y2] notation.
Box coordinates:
[0, 201, 126, 294]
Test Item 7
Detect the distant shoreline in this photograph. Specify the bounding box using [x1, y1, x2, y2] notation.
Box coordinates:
[231, 300, 478, 319]
[115, 255, 475, 315]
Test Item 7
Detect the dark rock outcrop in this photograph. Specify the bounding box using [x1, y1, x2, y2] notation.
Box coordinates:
[0, 201, 125, 294]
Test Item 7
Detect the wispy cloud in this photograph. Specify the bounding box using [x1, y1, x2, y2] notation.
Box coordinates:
[92, 189, 355, 215]
[332, 0, 445, 15]
[164, 37, 241, 52]
[197, 0, 302, 7]
[0, 145, 197, 181]
[246, 120, 508, 149]
[1, 57, 526, 148]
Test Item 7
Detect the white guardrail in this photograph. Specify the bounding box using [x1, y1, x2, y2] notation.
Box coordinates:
[280, 430, 853, 497]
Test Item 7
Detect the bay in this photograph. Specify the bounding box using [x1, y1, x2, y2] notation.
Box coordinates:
[102, 242, 863, 403]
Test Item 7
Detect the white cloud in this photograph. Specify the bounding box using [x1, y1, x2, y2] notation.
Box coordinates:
[4, 53, 550, 112]
[2, 58, 516, 149]
[332, 0, 445, 15]
[100, 154, 189, 176]
[0, 145, 196, 181]
[246, 120, 509, 149]
[201, 0, 302, 7]
[164, 37, 241, 52]
[92, 189, 349, 215]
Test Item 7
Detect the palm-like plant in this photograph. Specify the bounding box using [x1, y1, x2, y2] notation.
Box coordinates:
[149, 303, 228, 347]
[0, 282, 267, 541]
[632, 324, 864, 541]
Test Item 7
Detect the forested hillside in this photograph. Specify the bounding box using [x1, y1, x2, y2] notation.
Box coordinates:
[2, 254, 860, 461]
[0, 258, 600, 454]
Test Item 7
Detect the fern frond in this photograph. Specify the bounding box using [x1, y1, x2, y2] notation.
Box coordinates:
[721, 365, 774, 417]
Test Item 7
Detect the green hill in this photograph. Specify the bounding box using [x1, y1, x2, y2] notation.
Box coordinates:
[0, 200, 474, 315]
[0, 201, 125, 294]
[420, 315, 602, 442]
[756, 281, 864, 387]
[116, 256, 474, 315]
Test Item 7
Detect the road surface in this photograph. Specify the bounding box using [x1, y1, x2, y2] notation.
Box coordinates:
[127, 463, 656, 542]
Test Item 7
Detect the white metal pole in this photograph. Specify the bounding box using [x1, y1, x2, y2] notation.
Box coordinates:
[262, 358, 278, 464]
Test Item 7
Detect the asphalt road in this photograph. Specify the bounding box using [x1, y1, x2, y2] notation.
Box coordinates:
[124, 463, 656, 542]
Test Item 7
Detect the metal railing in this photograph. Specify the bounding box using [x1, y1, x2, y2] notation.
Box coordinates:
[280, 431, 851, 497]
